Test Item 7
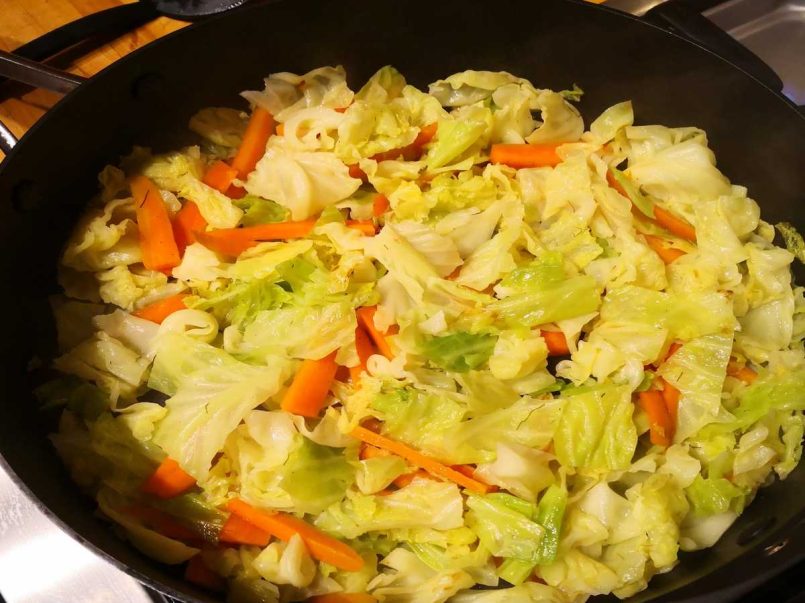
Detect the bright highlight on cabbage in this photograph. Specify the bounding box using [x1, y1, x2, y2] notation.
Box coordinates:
[41, 64, 804, 603]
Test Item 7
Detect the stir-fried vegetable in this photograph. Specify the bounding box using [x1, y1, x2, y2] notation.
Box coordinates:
[45, 65, 805, 602]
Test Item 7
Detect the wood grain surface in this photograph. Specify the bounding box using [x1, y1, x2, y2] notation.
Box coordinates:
[0, 0, 186, 161]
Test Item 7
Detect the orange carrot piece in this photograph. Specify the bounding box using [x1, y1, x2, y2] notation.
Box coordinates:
[185, 555, 225, 592]
[727, 360, 758, 384]
[356, 307, 394, 359]
[202, 160, 239, 194]
[541, 330, 570, 356]
[644, 234, 686, 264]
[414, 122, 438, 146]
[219, 513, 271, 547]
[638, 391, 673, 447]
[308, 593, 377, 603]
[350, 326, 377, 384]
[348, 164, 368, 181]
[392, 469, 434, 489]
[359, 443, 390, 460]
[131, 175, 181, 272]
[225, 499, 364, 572]
[659, 378, 680, 437]
[372, 194, 390, 217]
[231, 107, 274, 179]
[664, 342, 683, 363]
[489, 143, 562, 168]
[276, 123, 285, 136]
[172, 201, 208, 255]
[347, 220, 377, 236]
[653, 205, 697, 242]
[133, 293, 188, 324]
[606, 169, 628, 197]
[141, 457, 197, 499]
[350, 426, 494, 494]
[281, 351, 339, 418]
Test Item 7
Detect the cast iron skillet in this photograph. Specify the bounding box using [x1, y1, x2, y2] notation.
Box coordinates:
[0, 0, 803, 601]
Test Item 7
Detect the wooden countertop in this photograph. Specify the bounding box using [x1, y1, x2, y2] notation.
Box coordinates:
[0, 0, 186, 161]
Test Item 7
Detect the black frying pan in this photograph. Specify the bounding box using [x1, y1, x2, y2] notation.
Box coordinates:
[0, 1, 803, 601]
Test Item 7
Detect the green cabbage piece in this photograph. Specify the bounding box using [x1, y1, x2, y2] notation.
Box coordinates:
[233, 195, 290, 226]
[420, 332, 497, 373]
[685, 475, 746, 516]
[491, 275, 600, 328]
[776, 222, 805, 263]
[554, 385, 637, 471]
[279, 438, 354, 514]
[150, 333, 293, 479]
[465, 493, 544, 561]
[315, 480, 464, 539]
[188, 107, 247, 148]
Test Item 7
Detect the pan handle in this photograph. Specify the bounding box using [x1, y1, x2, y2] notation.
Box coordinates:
[640, 0, 784, 93]
[0, 51, 86, 155]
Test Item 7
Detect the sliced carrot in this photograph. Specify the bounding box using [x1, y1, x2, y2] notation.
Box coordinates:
[541, 330, 570, 356]
[350, 326, 377, 384]
[489, 143, 562, 168]
[659, 378, 680, 436]
[665, 342, 683, 363]
[637, 391, 673, 447]
[644, 234, 686, 264]
[172, 201, 208, 255]
[653, 205, 696, 242]
[606, 169, 628, 198]
[356, 307, 394, 359]
[197, 220, 374, 258]
[392, 469, 434, 489]
[348, 164, 368, 181]
[372, 194, 390, 218]
[231, 106, 274, 179]
[350, 426, 493, 494]
[141, 458, 196, 499]
[727, 360, 758, 384]
[276, 123, 285, 136]
[281, 351, 339, 418]
[414, 122, 438, 146]
[202, 160, 238, 194]
[219, 513, 271, 547]
[184, 555, 225, 592]
[225, 499, 364, 572]
[308, 593, 377, 603]
[131, 175, 181, 272]
[133, 293, 188, 324]
[359, 443, 390, 460]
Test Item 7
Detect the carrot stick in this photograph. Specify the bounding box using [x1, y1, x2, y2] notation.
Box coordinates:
[196, 220, 374, 257]
[184, 555, 225, 592]
[637, 391, 673, 447]
[131, 175, 181, 272]
[727, 360, 758, 384]
[350, 326, 377, 384]
[644, 234, 686, 264]
[281, 351, 339, 418]
[653, 205, 696, 242]
[219, 513, 271, 547]
[372, 194, 390, 217]
[231, 107, 274, 179]
[350, 425, 493, 494]
[225, 499, 364, 572]
[659, 378, 680, 436]
[356, 307, 394, 359]
[489, 144, 562, 168]
[172, 201, 208, 255]
[202, 160, 238, 194]
[664, 342, 682, 363]
[308, 593, 377, 603]
[606, 169, 628, 197]
[348, 164, 368, 181]
[141, 457, 197, 498]
[414, 122, 438, 146]
[276, 123, 285, 136]
[541, 330, 570, 356]
[133, 293, 188, 324]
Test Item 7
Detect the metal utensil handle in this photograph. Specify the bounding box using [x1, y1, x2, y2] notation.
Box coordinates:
[0, 51, 87, 154]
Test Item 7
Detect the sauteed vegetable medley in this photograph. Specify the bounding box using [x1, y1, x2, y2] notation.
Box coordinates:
[40, 66, 805, 602]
